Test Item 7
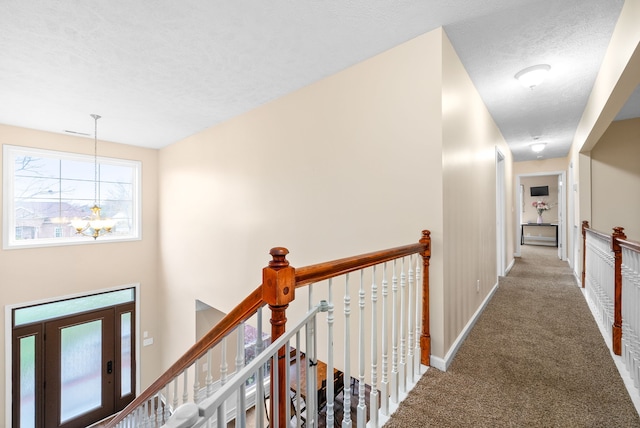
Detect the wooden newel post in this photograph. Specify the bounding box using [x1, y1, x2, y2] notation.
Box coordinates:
[581, 221, 589, 288]
[612, 227, 627, 356]
[419, 230, 431, 366]
[262, 247, 296, 426]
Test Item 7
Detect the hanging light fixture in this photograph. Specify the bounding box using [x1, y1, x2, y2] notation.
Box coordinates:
[71, 114, 116, 239]
[515, 64, 551, 89]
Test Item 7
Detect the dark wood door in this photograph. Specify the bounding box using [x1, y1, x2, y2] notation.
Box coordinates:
[44, 308, 115, 427]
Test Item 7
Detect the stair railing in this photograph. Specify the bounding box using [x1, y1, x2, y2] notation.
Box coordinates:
[106, 229, 431, 427]
[582, 222, 640, 392]
[619, 236, 640, 389]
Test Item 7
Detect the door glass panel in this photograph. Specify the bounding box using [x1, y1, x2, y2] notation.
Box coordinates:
[14, 288, 134, 326]
[121, 312, 132, 396]
[19, 335, 36, 428]
[60, 320, 102, 423]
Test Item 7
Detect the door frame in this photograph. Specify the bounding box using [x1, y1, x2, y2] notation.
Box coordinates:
[496, 148, 507, 276]
[515, 171, 567, 260]
[4, 284, 140, 427]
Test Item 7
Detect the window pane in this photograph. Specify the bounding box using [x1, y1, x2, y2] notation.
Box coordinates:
[121, 312, 132, 396]
[100, 164, 133, 183]
[19, 335, 36, 428]
[60, 320, 102, 423]
[14, 288, 135, 326]
[60, 178, 97, 201]
[14, 156, 60, 178]
[14, 176, 59, 199]
[60, 158, 95, 180]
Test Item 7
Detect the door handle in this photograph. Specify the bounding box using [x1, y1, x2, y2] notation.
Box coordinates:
[107, 360, 113, 374]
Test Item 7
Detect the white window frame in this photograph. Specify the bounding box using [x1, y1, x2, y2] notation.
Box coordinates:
[3, 145, 142, 249]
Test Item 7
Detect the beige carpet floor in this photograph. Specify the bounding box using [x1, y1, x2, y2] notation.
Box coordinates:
[384, 245, 640, 427]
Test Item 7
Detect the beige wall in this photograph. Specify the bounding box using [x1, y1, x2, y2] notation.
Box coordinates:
[570, 0, 640, 277]
[441, 31, 514, 361]
[158, 30, 445, 369]
[0, 124, 161, 421]
[591, 118, 640, 239]
[520, 176, 559, 224]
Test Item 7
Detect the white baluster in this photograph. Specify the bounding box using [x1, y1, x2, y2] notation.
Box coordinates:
[157, 389, 164, 423]
[255, 308, 265, 428]
[381, 263, 389, 415]
[182, 369, 189, 404]
[235, 322, 246, 427]
[327, 279, 336, 426]
[306, 284, 317, 426]
[407, 255, 415, 383]
[399, 257, 407, 392]
[391, 259, 399, 403]
[193, 357, 201, 404]
[219, 338, 227, 422]
[357, 270, 367, 426]
[142, 400, 149, 427]
[415, 255, 422, 377]
[173, 377, 179, 411]
[370, 266, 379, 427]
[343, 273, 353, 428]
[204, 348, 213, 399]
[164, 384, 171, 423]
[293, 331, 303, 428]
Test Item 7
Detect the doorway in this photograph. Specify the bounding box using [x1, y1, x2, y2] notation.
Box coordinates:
[516, 171, 567, 260]
[496, 148, 506, 276]
[11, 290, 135, 427]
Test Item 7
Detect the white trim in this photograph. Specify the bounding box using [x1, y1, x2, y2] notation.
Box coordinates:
[515, 170, 567, 261]
[430, 281, 500, 371]
[4, 283, 140, 427]
[496, 148, 506, 277]
[505, 258, 515, 276]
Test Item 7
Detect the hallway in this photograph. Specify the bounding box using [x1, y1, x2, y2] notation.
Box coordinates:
[385, 245, 640, 427]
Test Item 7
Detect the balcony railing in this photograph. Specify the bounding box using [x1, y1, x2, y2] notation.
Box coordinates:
[106, 230, 431, 427]
[582, 222, 640, 391]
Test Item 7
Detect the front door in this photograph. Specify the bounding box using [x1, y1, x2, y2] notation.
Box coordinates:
[12, 300, 135, 428]
[45, 309, 115, 427]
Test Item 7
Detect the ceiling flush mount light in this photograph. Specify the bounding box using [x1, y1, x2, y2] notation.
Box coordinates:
[515, 64, 551, 89]
[71, 114, 115, 239]
[531, 142, 547, 153]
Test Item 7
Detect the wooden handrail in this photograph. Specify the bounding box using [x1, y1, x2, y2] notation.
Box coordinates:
[107, 230, 432, 427]
[295, 242, 427, 287]
[618, 237, 640, 253]
[584, 226, 612, 242]
[106, 286, 264, 427]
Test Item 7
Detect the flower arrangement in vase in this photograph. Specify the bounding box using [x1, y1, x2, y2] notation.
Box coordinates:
[532, 200, 550, 223]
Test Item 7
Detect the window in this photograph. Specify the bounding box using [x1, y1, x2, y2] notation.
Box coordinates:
[3, 145, 141, 248]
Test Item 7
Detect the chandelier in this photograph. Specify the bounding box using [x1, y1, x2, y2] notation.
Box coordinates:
[71, 114, 115, 239]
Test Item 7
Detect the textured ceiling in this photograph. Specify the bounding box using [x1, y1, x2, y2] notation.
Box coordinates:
[0, 0, 636, 162]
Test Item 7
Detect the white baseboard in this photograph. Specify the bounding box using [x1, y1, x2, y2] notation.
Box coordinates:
[430, 280, 500, 372]
[505, 258, 515, 275]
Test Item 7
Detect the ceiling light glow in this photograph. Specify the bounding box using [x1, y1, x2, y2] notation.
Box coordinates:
[531, 143, 547, 153]
[515, 64, 551, 89]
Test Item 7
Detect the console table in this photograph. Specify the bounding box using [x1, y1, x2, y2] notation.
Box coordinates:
[521, 223, 558, 247]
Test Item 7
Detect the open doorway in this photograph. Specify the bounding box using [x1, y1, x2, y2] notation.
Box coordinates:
[516, 171, 567, 260]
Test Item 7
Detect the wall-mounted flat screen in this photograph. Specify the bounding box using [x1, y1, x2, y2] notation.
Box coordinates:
[530, 185, 549, 197]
